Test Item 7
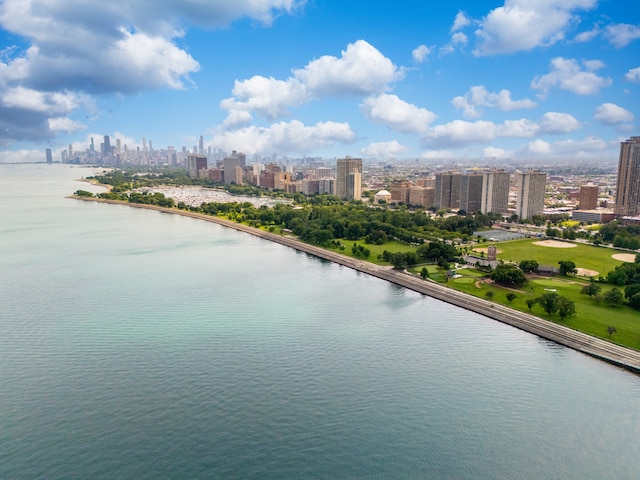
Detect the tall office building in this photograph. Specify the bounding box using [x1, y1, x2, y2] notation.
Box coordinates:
[481, 169, 510, 215]
[223, 151, 246, 184]
[460, 173, 483, 213]
[579, 184, 599, 210]
[199, 136, 204, 155]
[515, 170, 546, 220]
[187, 154, 207, 177]
[615, 136, 640, 217]
[45, 148, 52, 164]
[434, 172, 462, 210]
[101, 135, 111, 158]
[336, 157, 362, 200]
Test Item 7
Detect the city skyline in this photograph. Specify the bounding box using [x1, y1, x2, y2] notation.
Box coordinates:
[0, 1, 639, 163]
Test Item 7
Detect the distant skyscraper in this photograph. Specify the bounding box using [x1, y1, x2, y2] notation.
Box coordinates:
[515, 170, 546, 220]
[199, 135, 204, 155]
[434, 172, 461, 210]
[615, 136, 640, 217]
[188, 154, 207, 178]
[336, 157, 362, 200]
[102, 135, 111, 158]
[579, 184, 599, 210]
[460, 173, 483, 213]
[223, 151, 246, 184]
[90, 137, 95, 152]
[481, 169, 510, 215]
[45, 148, 52, 164]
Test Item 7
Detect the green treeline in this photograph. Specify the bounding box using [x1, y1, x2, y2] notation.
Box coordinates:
[186, 200, 500, 247]
[74, 189, 175, 208]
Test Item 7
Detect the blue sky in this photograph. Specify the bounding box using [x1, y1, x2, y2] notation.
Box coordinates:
[0, 0, 638, 162]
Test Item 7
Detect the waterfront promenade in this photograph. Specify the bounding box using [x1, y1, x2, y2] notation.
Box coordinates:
[72, 196, 640, 373]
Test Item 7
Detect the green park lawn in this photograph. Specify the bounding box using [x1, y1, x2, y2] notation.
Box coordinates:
[484, 238, 625, 276]
[327, 239, 416, 266]
[446, 268, 640, 350]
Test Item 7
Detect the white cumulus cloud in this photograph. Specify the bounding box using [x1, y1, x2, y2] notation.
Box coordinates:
[539, 112, 582, 133]
[497, 119, 539, 137]
[593, 103, 634, 125]
[0, 0, 303, 144]
[295, 40, 403, 97]
[48, 117, 86, 133]
[483, 146, 511, 158]
[222, 40, 403, 120]
[451, 11, 472, 32]
[412, 45, 433, 63]
[625, 67, 640, 83]
[361, 94, 436, 135]
[220, 76, 307, 120]
[360, 140, 409, 158]
[522, 139, 552, 154]
[474, 0, 597, 56]
[424, 120, 497, 148]
[603, 23, 640, 48]
[531, 57, 612, 97]
[520, 136, 608, 157]
[211, 120, 355, 155]
[452, 85, 537, 118]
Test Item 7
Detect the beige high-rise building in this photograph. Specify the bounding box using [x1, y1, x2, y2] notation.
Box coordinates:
[579, 184, 599, 210]
[481, 169, 510, 215]
[336, 157, 362, 200]
[391, 183, 411, 204]
[409, 186, 435, 208]
[615, 136, 640, 216]
[515, 170, 546, 220]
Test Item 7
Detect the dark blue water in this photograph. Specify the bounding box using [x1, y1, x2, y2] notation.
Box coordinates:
[1, 164, 640, 479]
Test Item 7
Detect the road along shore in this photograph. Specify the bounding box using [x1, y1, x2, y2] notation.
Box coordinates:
[71, 196, 640, 374]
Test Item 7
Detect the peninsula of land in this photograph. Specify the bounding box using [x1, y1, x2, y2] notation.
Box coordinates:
[70, 195, 640, 374]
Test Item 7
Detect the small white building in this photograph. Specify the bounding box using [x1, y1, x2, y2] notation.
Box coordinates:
[374, 189, 392, 203]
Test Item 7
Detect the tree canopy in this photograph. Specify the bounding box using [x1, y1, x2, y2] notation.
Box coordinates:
[490, 264, 526, 288]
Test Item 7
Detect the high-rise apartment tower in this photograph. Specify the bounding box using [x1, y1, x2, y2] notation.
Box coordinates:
[515, 170, 546, 220]
[615, 136, 640, 217]
[336, 157, 362, 200]
[434, 172, 462, 210]
[481, 169, 510, 215]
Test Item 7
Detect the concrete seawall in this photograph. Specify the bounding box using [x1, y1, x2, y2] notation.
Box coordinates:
[71, 196, 640, 374]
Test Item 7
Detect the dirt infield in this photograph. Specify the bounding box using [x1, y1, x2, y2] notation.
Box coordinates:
[473, 247, 503, 254]
[532, 240, 577, 248]
[612, 253, 636, 262]
[575, 268, 598, 277]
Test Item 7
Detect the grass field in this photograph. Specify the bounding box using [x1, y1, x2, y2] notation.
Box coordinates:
[483, 238, 625, 276]
[327, 239, 416, 265]
[445, 267, 640, 351]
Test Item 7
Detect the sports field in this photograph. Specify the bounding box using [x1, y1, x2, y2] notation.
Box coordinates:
[480, 238, 627, 277]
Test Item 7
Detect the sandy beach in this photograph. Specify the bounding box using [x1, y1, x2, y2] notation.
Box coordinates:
[70, 195, 640, 374]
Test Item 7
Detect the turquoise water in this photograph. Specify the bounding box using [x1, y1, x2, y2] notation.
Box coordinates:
[1, 164, 640, 479]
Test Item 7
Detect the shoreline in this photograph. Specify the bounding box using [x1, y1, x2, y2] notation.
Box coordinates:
[70, 195, 640, 374]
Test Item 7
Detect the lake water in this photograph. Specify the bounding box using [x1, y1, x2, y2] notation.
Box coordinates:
[1, 163, 640, 479]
